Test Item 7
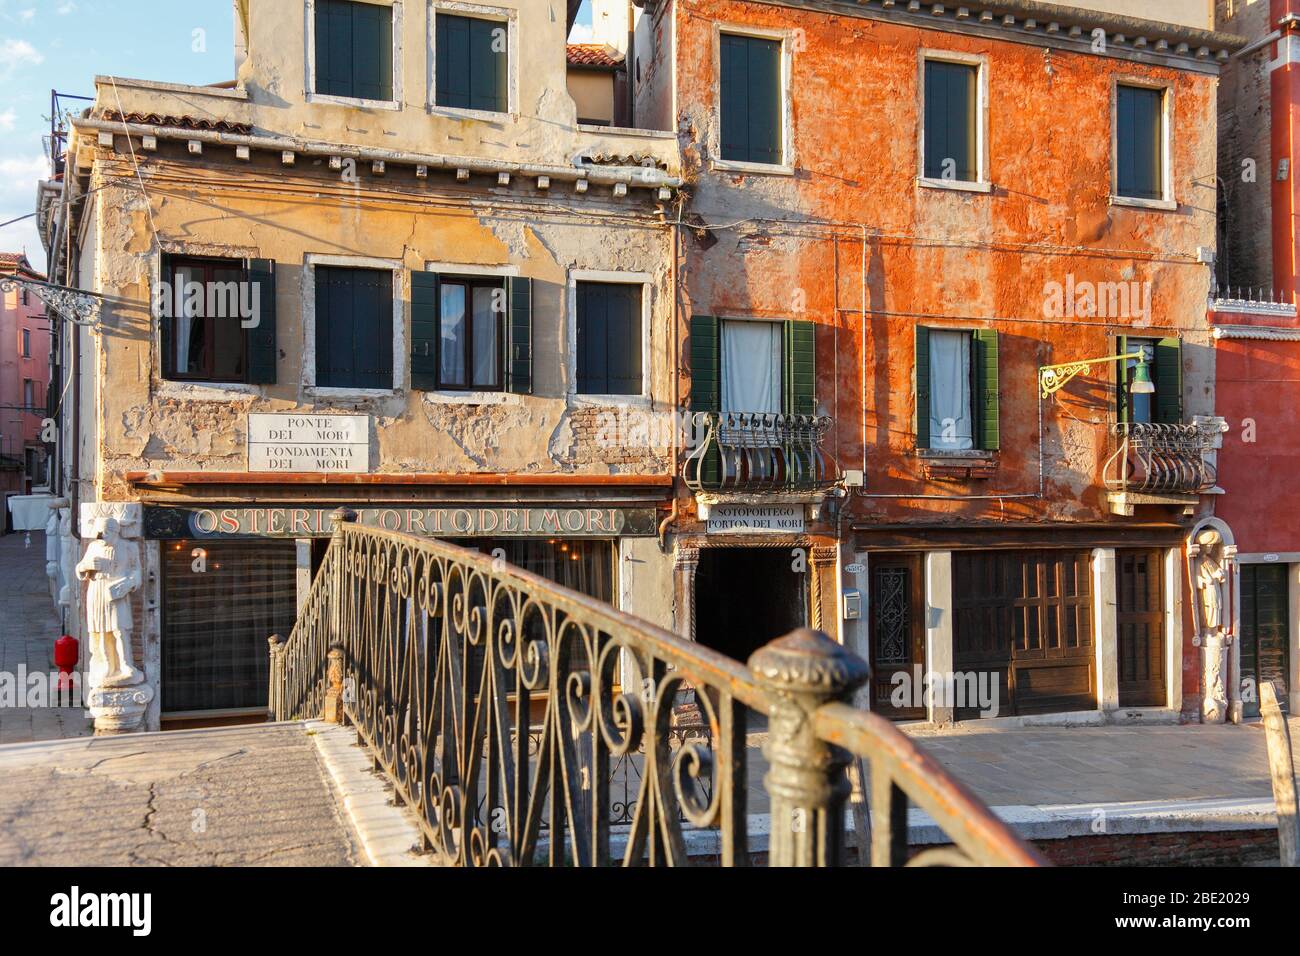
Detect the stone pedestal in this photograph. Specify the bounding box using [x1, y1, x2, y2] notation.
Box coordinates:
[1201, 633, 1229, 724]
[87, 683, 155, 735]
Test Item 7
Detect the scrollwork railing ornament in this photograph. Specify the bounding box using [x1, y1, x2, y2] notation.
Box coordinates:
[683, 410, 838, 494]
[272, 520, 1043, 868]
[1103, 421, 1218, 495]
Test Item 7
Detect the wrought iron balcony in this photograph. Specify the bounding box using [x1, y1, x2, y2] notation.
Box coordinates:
[682, 411, 838, 495]
[1103, 421, 1219, 495]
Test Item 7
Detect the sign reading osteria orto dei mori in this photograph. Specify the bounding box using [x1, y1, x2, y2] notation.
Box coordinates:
[142, 506, 661, 539]
[247, 413, 370, 473]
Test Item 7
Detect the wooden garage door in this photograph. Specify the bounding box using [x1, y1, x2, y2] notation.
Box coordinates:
[953, 550, 1095, 718]
[1117, 549, 1166, 707]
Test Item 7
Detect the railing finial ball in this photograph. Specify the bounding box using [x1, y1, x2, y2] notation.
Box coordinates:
[330, 507, 358, 530]
[748, 628, 869, 698]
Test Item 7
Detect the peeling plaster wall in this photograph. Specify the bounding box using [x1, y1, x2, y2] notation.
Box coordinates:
[83, 152, 674, 501]
[671, 0, 1220, 528]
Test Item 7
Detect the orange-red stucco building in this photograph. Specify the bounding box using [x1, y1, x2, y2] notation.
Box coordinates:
[632, 0, 1245, 724]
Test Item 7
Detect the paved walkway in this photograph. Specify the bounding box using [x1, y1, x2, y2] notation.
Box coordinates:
[0, 723, 361, 866]
[0, 531, 91, 744]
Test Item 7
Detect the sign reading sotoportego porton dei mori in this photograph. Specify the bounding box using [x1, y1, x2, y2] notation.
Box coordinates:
[247, 414, 370, 474]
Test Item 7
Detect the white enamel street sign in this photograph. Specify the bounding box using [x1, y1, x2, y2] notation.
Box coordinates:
[248, 414, 370, 474]
[706, 504, 805, 534]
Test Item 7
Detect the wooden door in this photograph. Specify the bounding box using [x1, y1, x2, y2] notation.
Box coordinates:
[1241, 564, 1291, 718]
[1117, 549, 1166, 707]
[953, 550, 1094, 718]
[869, 554, 926, 720]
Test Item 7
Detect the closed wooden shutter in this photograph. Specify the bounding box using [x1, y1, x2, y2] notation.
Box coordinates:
[410, 270, 439, 391]
[914, 325, 931, 448]
[924, 60, 977, 181]
[1154, 337, 1182, 424]
[690, 315, 720, 486]
[437, 13, 507, 112]
[159, 252, 175, 379]
[720, 34, 782, 165]
[973, 328, 999, 450]
[506, 276, 532, 394]
[315, 266, 393, 390]
[1117, 85, 1163, 200]
[784, 319, 816, 416]
[576, 282, 642, 395]
[316, 0, 393, 101]
[245, 258, 277, 384]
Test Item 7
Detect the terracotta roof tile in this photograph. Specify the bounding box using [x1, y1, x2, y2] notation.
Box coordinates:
[567, 44, 623, 69]
[97, 110, 253, 136]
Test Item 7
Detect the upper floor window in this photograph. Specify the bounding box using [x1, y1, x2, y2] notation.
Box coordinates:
[314, 265, 394, 391]
[690, 315, 815, 417]
[1115, 84, 1167, 203]
[576, 281, 644, 397]
[922, 57, 982, 186]
[1118, 336, 1181, 424]
[914, 327, 1000, 451]
[22, 379, 35, 410]
[159, 255, 278, 386]
[20, 289, 28, 306]
[411, 270, 531, 394]
[434, 12, 508, 113]
[314, 0, 395, 102]
[719, 32, 783, 167]
[20, 328, 30, 358]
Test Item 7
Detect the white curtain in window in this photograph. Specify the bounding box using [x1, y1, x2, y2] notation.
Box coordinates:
[471, 286, 497, 387]
[929, 330, 973, 450]
[722, 320, 782, 414]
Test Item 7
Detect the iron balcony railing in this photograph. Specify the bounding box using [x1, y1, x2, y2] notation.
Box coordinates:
[270, 511, 1044, 868]
[682, 411, 838, 495]
[1103, 421, 1219, 495]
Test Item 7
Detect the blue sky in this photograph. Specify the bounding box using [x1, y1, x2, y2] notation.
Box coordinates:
[0, 0, 236, 272]
[0, 0, 597, 273]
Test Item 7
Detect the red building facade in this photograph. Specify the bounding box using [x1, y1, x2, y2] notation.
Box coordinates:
[0, 253, 50, 520]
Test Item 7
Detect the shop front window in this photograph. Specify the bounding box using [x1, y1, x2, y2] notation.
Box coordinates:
[161, 539, 299, 713]
[453, 538, 614, 604]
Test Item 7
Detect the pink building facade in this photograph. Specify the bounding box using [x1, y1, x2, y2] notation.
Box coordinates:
[0, 252, 51, 520]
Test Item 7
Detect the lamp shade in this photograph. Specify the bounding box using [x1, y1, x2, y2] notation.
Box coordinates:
[1130, 358, 1155, 394]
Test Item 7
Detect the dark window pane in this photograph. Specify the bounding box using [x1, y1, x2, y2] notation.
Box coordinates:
[436, 13, 507, 112]
[316, 0, 393, 101]
[315, 266, 393, 390]
[720, 33, 782, 165]
[1117, 85, 1164, 200]
[924, 60, 977, 181]
[162, 540, 299, 712]
[162, 257, 249, 383]
[576, 282, 642, 395]
[440, 282, 467, 386]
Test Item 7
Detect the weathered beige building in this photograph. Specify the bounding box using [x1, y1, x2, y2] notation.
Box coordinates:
[40, 0, 682, 731]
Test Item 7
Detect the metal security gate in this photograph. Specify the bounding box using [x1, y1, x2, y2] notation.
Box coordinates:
[953, 550, 1095, 718]
[1241, 564, 1291, 717]
[1117, 548, 1166, 707]
[869, 554, 925, 719]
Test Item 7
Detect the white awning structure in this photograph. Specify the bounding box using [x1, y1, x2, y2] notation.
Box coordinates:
[6, 494, 57, 531]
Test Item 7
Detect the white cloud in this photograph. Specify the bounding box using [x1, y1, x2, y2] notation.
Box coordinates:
[568, 22, 594, 43]
[57, 2, 75, 14]
[0, 37, 42, 79]
[18, 8, 33, 21]
[0, 109, 16, 132]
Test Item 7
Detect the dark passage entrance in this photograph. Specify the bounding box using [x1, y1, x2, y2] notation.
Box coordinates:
[695, 547, 805, 662]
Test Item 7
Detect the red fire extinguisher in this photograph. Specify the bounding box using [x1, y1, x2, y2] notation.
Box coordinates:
[54, 635, 79, 692]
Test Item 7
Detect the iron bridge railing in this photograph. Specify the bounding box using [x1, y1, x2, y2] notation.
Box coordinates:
[1103, 421, 1219, 495]
[269, 511, 1044, 867]
[682, 411, 838, 495]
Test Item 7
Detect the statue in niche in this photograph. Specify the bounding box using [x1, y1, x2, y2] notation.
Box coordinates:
[1196, 528, 1227, 639]
[76, 515, 143, 689]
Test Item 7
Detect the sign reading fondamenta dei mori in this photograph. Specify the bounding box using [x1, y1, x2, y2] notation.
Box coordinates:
[248, 414, 369, 473]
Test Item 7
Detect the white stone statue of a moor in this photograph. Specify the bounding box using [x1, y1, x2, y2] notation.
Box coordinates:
[75, 515, 143, 689]
[1194, 528, 1230, 723]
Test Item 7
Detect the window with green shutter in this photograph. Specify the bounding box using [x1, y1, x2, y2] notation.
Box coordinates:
[720, 33, 783, 166]
[314, 266, 394, 390]
[784, 320, 815, 416]
[159, 254, 267, 385]
[505, 276, 532, 395]
[245, 259, 278, 385]
[314, 0, 394, 102]
[1115, 335, 1180, 425]
[576, 282, 643, 396]
[914, 326, 999, 450]
[1116, 85, 1165, 201]
[690, 315, 720, 413]
[435, 12, 509, 113]
[924, 59, 979, 182]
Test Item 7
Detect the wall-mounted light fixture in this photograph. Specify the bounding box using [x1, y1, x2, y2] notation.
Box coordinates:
[1038, 352, 1154, 399]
